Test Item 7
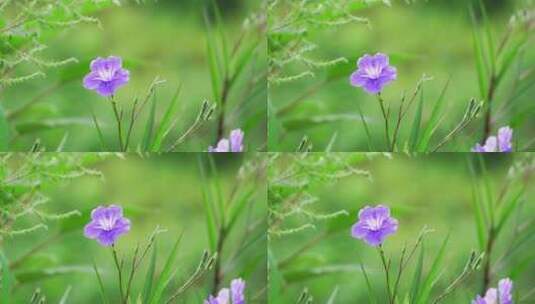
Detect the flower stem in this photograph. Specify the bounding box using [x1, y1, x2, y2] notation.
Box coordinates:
[110, 97, 124, 151]
[111, 245, 125, 303]
[377, 94, 392, 151]
[378, 245, 393, 304]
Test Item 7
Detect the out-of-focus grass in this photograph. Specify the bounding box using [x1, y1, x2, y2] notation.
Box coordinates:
[270, 0, 534, 151]
[270, 154, 535, 302]
[2, 0, 266, 151]
[3, 154, 267, 303]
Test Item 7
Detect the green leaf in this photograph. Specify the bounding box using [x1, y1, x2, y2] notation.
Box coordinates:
[91, 111, 107, 150]
[92, 261, 108, 304]
[495, 186, 523, 237]
[150, 85, 182, 151]
[416, 235, 449, 304]
[470, 7, 489, 99]
[15, 266, 93, 284]
[142, 240, 158, 303]
[1, 251, 11, 303]
[148, 233, 183, 304]
[15, 118, 92, 135]
[409, 86, 424, 150]
[417, 79, 450, 151]
[198, 156, 218, 252]
[142, 91, 158, 151]
[360, 261, 378, 304]
[0, 103, 9, 151]
[268, 100, 283, 151]
[409, 242, 424, 304]
[282, 114, 366, 131]
[268, 249, 284, 304]
[356, 103, 375, 151]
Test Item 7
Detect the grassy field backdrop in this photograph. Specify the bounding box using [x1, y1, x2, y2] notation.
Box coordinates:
[1, 153, 267, 303]
[269, 153, 535, 303]
[1, 0, 266, 151]
[269, 0, 535, 151]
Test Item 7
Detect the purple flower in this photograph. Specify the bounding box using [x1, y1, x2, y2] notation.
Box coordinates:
[351, 205, 398, 247]
[473, 126, 513, 153]
[83, 56, 130, 97]
[84, 205, 131, 246]
[231, 278, 246, 304]
[209, 129, 244, 152]
[350, 53, 397, 94]
[204, 278, 246, 304]
[472, 278, 513, 304]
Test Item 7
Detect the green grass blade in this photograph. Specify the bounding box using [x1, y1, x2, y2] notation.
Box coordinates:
[0, 103, 9, 151]
[142, 91, 158, 151]
[92, 260, 108, 304]
[142, 240, 158, 303]
[417, 79, 450, 151]
[478, 0, 495, 74]
[204, 12, 223, 104]
[409, 243, 424, 304]
[409, 86, 424, 150]
[151, 85, 182, 151]
[359, 260, 378, 304]
[226, 187, 255, 233]
[198, 156, 219, 252]
[416, 234, 449, 304]
[148, 233, 184, 304]
[91, 110, 107, 150]
[209, 0, 229, 73]
[356, 103, 375, 151]
[470, 7, 489, 99]
[477, 156, 495, 225]
[0, 251, 11, 304]
[495, 186, 523, 237]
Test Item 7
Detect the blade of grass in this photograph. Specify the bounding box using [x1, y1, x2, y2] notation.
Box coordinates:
[470, 6, 489, 99]
[142, 91, 158, 151]
[151, 84, 182, 151]
[409, 243, 424, 304]
[409, 86, 424, 150]
[359, 260, 378, 304]
[1, 251, 10, 304]
[198, 155, 219, 252]
[356, 103, 375, 151]
[148, 233, 184, 304]
[92, 260, 108, 304]
[416, 234, 449, 304]
[417, 79, 450, 151]
[142, 240, 158, 303]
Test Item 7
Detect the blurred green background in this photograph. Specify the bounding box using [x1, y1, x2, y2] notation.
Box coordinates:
[1, 0, 266, 151]
[2, 153, 266, 303]
[269, 153, 535, 303]
[270, 0, 534, 151]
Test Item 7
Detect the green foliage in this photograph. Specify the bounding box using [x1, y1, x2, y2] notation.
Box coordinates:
[0, 0, 116, 87]
[268, 152, 373, 237]
[268, 0, 373, 84]
[0, 153, 104, 240]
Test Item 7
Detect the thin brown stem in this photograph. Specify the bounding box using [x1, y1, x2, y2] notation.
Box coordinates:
[378, 245, 393, 304]
[212, 228, 226, 294]
[111, 245, 125, 303]
[377, 94, 392, 151]
[110, 97, 124, 151]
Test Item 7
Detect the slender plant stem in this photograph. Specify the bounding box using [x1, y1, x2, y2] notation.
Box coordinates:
[212, 227, 227, 294]
[111, 245, 125, 303]
[482, 228, 496, 293]
[377, 94, 392, 151]
[110, 97, 124, 151]
[378, 245, 393, 304]
[483, 75, 497, 142]
[216, 78, 230, 141]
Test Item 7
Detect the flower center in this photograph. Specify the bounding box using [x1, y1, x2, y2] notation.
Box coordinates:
[98, 69, 116, 82]
[365, 65, 382, 79]
[99, 216, 116, 231]
[367, 217, 383, 231]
